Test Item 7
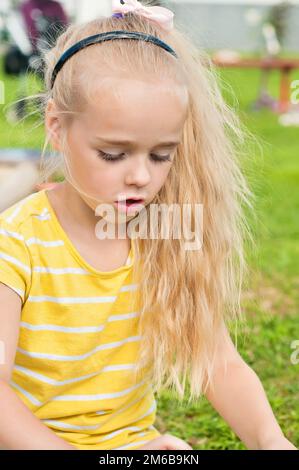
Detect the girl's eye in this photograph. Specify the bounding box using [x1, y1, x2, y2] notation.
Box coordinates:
[150, 154, 172, 163]
[97, 151, 171, 163]
[97, 151, 125, 162]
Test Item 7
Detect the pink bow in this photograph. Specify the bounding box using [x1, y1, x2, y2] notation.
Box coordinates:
[112, 0, 174, 32]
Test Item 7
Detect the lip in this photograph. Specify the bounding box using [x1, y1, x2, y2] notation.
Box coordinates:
[116, 195, 146, 202]
[114, 198, 145, 215]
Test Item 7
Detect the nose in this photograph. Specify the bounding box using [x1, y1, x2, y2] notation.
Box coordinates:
[124, 155, 151, 188]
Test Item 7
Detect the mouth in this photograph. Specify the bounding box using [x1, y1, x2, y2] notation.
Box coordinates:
[114, 198, 145, 214]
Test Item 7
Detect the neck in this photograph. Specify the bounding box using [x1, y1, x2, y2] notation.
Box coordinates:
[59, 181, 130, 242]
[61, 181, 98, 236]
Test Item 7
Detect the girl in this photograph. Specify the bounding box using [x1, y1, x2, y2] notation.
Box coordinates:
[0, 0, 296, 450]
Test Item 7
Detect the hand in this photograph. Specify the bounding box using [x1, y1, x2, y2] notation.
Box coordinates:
[261, 435, 297, 450]
[138, 434, 193, 450]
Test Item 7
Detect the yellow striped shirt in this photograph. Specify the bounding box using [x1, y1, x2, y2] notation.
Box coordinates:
[0, 189, 160, 450]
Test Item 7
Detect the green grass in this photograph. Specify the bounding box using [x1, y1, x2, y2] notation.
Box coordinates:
[0, 65, 44, 148]
[0, 61, 298, 449]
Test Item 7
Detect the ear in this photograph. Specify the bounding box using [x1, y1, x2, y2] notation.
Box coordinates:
[45, 99, 64, 152]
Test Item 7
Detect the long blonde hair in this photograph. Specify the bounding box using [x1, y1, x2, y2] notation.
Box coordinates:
[35, 9, 255, 404]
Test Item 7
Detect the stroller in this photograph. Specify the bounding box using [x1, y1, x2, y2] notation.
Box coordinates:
[3, 0, 68, 121]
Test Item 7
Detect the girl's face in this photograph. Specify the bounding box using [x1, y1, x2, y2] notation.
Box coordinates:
[48, 75, 188, 220]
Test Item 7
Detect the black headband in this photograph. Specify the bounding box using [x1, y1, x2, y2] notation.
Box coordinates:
[50, 30, 178, 89]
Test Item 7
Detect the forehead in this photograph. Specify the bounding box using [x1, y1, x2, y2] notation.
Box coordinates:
[79, 76, 189, 141]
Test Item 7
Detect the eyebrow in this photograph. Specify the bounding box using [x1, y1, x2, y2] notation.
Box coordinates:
[95, 137, 180, 147]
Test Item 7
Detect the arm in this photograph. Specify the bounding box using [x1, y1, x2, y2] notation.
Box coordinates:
[0, 283, 77, 450]
[203, 323, 297, 450]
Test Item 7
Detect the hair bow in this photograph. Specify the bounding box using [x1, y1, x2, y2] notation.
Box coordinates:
[112, 0, 174, 32]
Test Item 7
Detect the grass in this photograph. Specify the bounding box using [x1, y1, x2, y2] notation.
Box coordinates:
[0, 59, 298, 449]
[0, 67, 44, 148]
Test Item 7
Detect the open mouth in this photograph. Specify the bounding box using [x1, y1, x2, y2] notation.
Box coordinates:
[115, 198, 145, 213]
[126, 198, 143, 205]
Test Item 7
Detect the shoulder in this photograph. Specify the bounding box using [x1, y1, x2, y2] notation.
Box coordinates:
[0, 192, 46, 303]
[0, 190, 48, 237]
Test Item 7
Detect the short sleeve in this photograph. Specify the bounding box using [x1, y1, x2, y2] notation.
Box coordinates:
[0, 219, 32, 305]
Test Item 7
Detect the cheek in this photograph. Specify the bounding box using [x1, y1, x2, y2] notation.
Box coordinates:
[80, 168, 121, 195]
[89, 165, 123, 188]
[147, 164, 172, 197]
[66, 142, 120, 191]
[154, 163, 172, 185]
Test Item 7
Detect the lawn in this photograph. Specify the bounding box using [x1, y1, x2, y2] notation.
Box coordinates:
[0, 60, 298, 449]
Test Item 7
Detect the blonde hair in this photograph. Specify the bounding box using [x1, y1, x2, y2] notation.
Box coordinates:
[34, 9, 255, 403]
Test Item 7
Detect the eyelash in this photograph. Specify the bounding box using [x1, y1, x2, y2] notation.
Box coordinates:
[97, 151, 172, 164]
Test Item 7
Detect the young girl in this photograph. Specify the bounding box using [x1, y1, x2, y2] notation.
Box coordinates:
[0, 0, 296, 450]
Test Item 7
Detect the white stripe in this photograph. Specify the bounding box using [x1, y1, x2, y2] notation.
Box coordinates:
[5, 193, 36, 223]
[27, 294, 117, 303]
[10, 380, 42, 406]
[65, 389, 156, 441]
[6, 206, 22, 223]
[94, 386, 151, 417]
[97, 425, 142, 443]
[14, 363, 136, 386]
[10, 385, 156, 436]
[20, 322, 105, 333]
[31, 268, 137, 276]
[25, 238, 64, 247]
[114, 439, 151, 450]
[95, 403, 157, 443]
[0, 252, 31, 274]
[120, 284, 138, 292]
[134, 401, 157, 423]
[0, 228, 24, 240]
[101, 364, 136, 372]
[52, 379, 146, 401]
[33, 267, 89, 274]
[17, 335, 141, 361]
[19, 312, 140, 333]
[42, 420, 99, 431]
[35, 214, 51, 221]
[14, 365, 99, 386]
[0, 229, 65, 249]
[9, 378, 147, 409]
[108, 312, 139, 322]
[34, 207, 51, 221]
[27, 284, 138, 303]
[34, 208, 50, 220]
[99, 400, 156, 436]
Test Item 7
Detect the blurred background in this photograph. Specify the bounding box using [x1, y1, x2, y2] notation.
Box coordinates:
[0, 0, 298, 449]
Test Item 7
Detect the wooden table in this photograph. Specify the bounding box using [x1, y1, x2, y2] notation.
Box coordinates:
[212, 57, 299, 113]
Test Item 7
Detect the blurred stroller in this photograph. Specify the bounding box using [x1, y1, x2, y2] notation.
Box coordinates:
[3, 0, 69, 122]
